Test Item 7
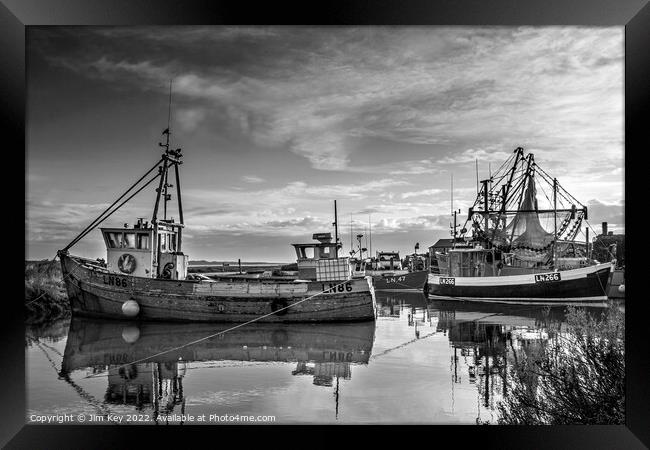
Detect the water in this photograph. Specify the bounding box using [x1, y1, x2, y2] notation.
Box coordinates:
[26, 292, 619, 425]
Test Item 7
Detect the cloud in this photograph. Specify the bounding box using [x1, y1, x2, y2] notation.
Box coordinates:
[176, 107, 207, 132]
[241, 175, 265, 184]
[37, 26, 622, 175]
[585, 199, 624, 230]
[401, 188, 445, 199]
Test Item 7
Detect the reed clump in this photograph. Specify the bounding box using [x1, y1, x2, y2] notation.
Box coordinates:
[25, 260, 70, 324]
[497, 303, 625, 424]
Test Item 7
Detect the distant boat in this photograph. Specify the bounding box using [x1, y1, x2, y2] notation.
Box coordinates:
[58, 125, 375, 322]
[427, 147, 612, 303]
[350, 247, 428, 291]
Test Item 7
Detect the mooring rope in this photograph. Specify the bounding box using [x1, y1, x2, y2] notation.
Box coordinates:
[369, 330, 437, 360]
[82, 279, 359, 379]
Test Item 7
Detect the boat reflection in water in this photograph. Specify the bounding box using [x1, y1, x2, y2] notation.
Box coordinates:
[29, 293, 621, 423]
[374, 292, 616, 421]
[60, 317, 375, 421]
[430, 299, 614, 416]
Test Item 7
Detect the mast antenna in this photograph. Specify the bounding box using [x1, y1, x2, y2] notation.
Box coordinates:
[167, 79, 173, 135]
[451, 173, 453, 215]
[368, 214, 372, 258]
[475, 159, 479, 195]
[350, 215, 353, 253]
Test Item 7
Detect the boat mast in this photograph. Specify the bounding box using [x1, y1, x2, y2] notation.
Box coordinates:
[508, 153, 534, 245]
[553, 177, 558, 268]
[482, 179, 489, 247]
[151, 80, 185, 268]
[163, 80, 173, 221]
[333, 200, 339, 257]
[451, 173, 459, 247]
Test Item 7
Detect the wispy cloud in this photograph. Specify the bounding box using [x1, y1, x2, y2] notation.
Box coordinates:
[241, 175, 265, 183]
[37, 27, 622, 174]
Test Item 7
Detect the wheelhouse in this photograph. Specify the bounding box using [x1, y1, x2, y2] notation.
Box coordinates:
[445, 247, 499, 277]
[292, 233, 350, 281]
[101, 217, 188, 280]
[374, 251, 402, 271]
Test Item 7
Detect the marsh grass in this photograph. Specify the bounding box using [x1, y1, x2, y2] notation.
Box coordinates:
[496, 303, 625, 424]
[24, 260, 70, 324]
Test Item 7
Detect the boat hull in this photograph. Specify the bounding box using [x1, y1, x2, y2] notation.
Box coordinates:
[60, 254, 376, 323]
[606, 268, 625, 299]
[371, 270, 429, 290]
[426, 263, 612, 303]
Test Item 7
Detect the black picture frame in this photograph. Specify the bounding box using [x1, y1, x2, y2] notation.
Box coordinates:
[5, 0, 646, 447]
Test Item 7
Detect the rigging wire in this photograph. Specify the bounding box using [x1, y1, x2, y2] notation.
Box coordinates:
[534, 164, 584, 207]
[63, 158, 164, 252]
[64, 171, 163, 251]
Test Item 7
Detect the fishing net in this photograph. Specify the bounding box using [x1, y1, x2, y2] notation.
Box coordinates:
[491, 178, 554, 253]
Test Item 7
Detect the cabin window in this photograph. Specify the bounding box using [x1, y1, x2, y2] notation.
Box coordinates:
[303, 247, 314, 259]
[321, 246, 331, 258]
[137, 234, 150, 250]
[159, 234, 167, 251]
[124, 233, 136, 249]
[169, 234, 176, 252]
[106, 232, 122, 248]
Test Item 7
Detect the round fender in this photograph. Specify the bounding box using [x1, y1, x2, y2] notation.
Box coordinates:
[122, 299, 140, 317]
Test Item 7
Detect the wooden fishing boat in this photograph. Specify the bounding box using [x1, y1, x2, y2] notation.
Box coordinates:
[58, 126, 375, 322]
[427, 147, 613, 303]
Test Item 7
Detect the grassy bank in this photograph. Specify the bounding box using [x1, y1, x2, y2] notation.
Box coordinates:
[25, 260, 70, 325]
[495, 303, 625, 424]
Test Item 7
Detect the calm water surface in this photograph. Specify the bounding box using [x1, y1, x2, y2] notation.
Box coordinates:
[26, 292, 618, 424]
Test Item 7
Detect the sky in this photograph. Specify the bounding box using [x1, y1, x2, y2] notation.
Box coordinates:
[26, 26, 624, 263]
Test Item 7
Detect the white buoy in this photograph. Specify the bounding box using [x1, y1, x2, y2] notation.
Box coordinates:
[121, 325, 141, 344]
[122, 299, 140, 317]
[618, 284, 625, 294]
